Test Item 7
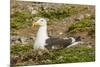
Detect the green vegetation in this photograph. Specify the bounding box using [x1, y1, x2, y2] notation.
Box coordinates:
[11, 5, 89, 31]
[36, 6, 88, 20]
[68, 16, 95, 36]
[11, 45, 95, 66]
[69, 17, 91, 31]
[11, 12, 33, 30]
[11, 45, 33, 55]
[37, 7, 70, 20]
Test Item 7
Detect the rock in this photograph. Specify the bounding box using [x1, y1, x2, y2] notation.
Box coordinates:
[31, 10, 38, 15]
[11, 36, 34, 45]
[85, 13, 91, 17]
[46, 59, 52, 63]
[87, 45, 92, 48]
[11, 36, 21, 45]
[57, 56, 64, 62]
[59, 32, 63, 35]
[74, 14, 84, 21]
[19, 36, 27, 44]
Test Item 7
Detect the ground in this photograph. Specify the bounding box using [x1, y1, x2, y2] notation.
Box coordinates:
[11, 44, 95, 66]
[10, 1, 95, 66]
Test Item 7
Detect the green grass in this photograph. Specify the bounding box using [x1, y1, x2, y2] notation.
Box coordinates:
[51, 47, 95, 64]
[36, 5, 88, 21]
[11, 44, 95, 66]
[11, 11, 33, 30]
[11, 45, 33, 55]
[68, 16, 95, 36]
[68, 18, 92, 31]
[11, 5, 90, 31]
[37, 7, 70, 20]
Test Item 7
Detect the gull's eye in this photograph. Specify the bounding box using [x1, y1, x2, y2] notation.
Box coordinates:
[41, 20, 44, 22]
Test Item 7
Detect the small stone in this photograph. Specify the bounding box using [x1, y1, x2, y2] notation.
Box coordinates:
[87, 45, 92, 48]
[46, 59, 51, 63]
[59, 32, 63, 35]
[31, 10, 37, 15]
[57, 56, 64, 61]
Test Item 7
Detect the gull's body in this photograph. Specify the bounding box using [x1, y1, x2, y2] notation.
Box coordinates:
[34, 25, 48, 50]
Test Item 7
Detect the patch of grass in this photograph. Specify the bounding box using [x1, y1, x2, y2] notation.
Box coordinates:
[11, 5, 90, 32]
[11, 11, 33, 30]
[11, 45, 95, 66]
[51, 47, 95, 64]
[11, 45, 33, 55]
[36, 5, 88, 20]
[37, 7, 69, 20]
[68, 16, 95, 36]
[68, 18, 92, 31]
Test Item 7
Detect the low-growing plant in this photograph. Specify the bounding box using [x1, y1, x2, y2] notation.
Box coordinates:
[11, 44, 33, 54]
[68, 16, 95, 33]
[37, 7, 70, 20]
[11, 44, 95, 65]
[36, 5, 88, 20]
[11, 11, 33, 30]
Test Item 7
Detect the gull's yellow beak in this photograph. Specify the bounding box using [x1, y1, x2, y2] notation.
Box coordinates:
[32, 22, 40, 27]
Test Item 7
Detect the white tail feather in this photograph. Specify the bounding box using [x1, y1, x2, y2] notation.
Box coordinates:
[67, 41, 84, 48]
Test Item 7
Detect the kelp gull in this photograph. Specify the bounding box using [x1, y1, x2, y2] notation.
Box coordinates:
[32, 18, 83, 50]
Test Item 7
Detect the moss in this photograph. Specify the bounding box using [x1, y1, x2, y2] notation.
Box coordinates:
[51, 47, 95, 64]
[11, 5, 91, 31]
[36, 5, 88, 20]
[68, 16, 95, 35]
[11, 12, 33, 30]
[69, 19, 91, 31]
[11, 45, 95, 65]
[37, 7, 70, 20]
[11, 45, 33, 54]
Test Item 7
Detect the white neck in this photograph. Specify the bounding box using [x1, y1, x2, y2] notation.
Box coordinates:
[34, 25, 48, 49]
